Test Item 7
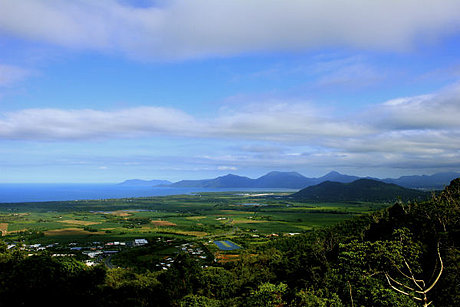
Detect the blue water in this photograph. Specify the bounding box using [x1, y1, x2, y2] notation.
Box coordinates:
[0, 184, 297, 203]
[214, 240, 242, 251]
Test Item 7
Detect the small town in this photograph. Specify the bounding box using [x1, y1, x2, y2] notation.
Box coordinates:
[5, 237, 215, 270]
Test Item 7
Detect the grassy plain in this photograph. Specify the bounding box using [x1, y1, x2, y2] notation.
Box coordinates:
[0, 192, 389, 245]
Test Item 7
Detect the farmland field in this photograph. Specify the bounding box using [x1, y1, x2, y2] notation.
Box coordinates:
[0, 192, 388, 250]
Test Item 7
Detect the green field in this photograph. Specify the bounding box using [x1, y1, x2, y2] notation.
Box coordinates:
[0, 192, 388, 246]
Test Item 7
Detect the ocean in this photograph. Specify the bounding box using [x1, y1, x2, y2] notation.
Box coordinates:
[0, 184, 297, 203]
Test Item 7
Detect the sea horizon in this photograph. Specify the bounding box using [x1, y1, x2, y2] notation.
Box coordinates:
[0, 183, 297, 203]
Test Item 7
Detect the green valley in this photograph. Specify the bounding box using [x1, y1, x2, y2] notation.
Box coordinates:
[0, 179, 458, 306]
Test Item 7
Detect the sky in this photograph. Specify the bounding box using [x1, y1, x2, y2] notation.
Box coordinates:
[0, 0, 460, 183]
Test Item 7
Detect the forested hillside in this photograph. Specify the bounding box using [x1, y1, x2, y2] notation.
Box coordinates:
[1, 179, 458, 307]
[292, 179, 429, 202]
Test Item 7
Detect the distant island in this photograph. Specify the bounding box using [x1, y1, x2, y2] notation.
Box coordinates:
[121, 170, 459, 190]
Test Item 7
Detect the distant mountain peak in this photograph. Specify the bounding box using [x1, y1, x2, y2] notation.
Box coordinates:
[263, 171, 304, 177]
[221, 173, 241, 177]
[217, 173, 250, 180]
[325, 170, 341, 175]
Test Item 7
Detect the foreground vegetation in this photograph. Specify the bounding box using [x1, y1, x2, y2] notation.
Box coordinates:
[0, 180, 459, 306]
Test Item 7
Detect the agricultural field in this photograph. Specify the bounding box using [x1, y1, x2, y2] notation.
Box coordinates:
[0, 192, 389, 242]
[0, 192, 389, 269]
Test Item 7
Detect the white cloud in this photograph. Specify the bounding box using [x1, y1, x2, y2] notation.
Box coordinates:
[0, 83, 459, 172]
[0, 64, 32, 87]
[1, 82, 459, 144]
[0, 102, 369, 141]
[1, 0, 460, 60]
[371, 84, 460, 129]
[0, 106, 199, 140]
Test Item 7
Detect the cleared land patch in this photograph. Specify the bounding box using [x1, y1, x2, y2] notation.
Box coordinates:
[185, 216, 206, 220]
[215, 253, 240, 263]
[175, 230, 207, 237]
[44, 228, 106, 236]
[151, 220, 177, 227]
[0, 223, 8, 236]
[158, 229, 207, 237]
[94, 210, 132, 217]
[109, 211, 132, 217]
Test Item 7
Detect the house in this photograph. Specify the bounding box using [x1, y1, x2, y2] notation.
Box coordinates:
[85, 260, 96, 266]
[83, 251, 103, 258]
[134, 239, 148, 246]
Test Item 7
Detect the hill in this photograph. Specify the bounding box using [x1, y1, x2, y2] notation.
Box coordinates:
[291, 178, 429, 202]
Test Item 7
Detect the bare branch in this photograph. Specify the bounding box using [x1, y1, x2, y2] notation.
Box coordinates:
[424, 243, 443, 294]
[386, 273, 417, 292]
[347, 280, 354, 307]
[396, 266, 424, 284]
[403, 258, 425, 290]
[384, 273, 423, 301]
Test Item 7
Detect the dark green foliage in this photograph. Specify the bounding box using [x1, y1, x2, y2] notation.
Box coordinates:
[0, 254, 106, 307]
[157, 253, 203, 303]
[293, 288, 344, 306]
[101, 268, 161, 307]
[292, 179, 429, 202]
[179, 294, 220, 307]
[246, 282, 288, 307]
[195, 267, 237, 299]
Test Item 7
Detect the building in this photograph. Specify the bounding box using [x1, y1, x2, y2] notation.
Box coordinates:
[134, 239, 148, 246]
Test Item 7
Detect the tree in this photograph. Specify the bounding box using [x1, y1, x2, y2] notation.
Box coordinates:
[333, 228, 422, 306]
[384, 242, 443, 307]
[293, 288, 343, 307]
[179, 294, 220, 307]
[247, 282, 288, 307]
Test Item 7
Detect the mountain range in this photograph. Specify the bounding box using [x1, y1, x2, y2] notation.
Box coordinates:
[290, 179, 429, 202]
[165, 171, 359, 189]
[121, 171, 459, 190]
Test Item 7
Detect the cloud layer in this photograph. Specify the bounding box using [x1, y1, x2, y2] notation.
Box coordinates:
[1, 84, 459, 170]
[1, 0, 460, 59]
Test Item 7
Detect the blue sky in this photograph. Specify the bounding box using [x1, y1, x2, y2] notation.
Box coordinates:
[0, 0, 460, 183]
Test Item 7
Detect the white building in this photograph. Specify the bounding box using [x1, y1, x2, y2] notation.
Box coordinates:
[134, 239, 148, 246]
